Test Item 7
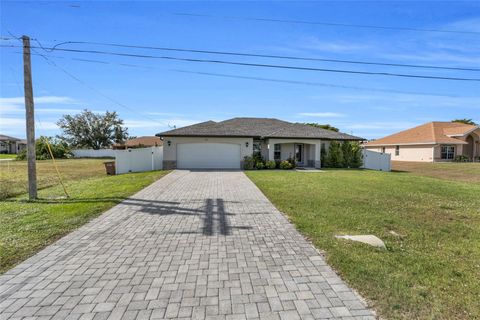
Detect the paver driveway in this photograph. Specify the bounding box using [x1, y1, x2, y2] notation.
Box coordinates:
[0, 170, 374, 320]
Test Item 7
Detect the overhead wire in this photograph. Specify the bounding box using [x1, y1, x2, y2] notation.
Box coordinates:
[173, 12, 480, 35]
[41, 40, 480, 72]
[1, 44, 479, 82]
[4, 49, 469, 98]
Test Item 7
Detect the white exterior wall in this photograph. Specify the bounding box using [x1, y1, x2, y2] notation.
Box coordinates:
[163, 136, 253, 168]
[365, 145, 435, 162]
[72, 149, 115, 158]
[115, 147, 163, 174]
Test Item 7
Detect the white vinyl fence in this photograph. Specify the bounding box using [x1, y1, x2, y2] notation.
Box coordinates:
[72, 149, 115, 158]
[115, 147, 163, 174]
[362, 149, 391, 172]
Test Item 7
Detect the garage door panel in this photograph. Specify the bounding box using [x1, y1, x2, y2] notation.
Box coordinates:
[177, 143, 241, 169]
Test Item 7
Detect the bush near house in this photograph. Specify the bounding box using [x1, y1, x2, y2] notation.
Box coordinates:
[454, 155, 469, 162]
[324, 141, 363, 168]
[243, 156, 256, 170]
[16, 136, 71, 160]
[279, 160, 293, 169]
[265, 160, 276, 169]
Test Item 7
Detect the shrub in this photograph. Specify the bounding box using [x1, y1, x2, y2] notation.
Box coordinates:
[255, 161, 265, 170]
[279, 160, 293, 169]
[16, 136, 71, 160]
[320, 143, 327, 168]
[454, 155, 469, 162]
[286, 157, 296, 168]
[350, 142, 364, 168]
[325, 141, 344, 168]
[243, 156, 255, 170]
[265, 160, 276, 169]
[341, 141, 363, 168]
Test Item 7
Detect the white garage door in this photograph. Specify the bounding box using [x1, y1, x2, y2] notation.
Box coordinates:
[177, 143, 241, 169]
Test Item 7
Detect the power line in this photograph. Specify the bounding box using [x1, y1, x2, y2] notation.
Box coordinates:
[174, 12, 480, 36]
[41, 40, 480, 72]
[171, 70, 469, 98]
[26, 44, 171, 127]
[2, 44, 479, 82]
[4, 50, 468, 98]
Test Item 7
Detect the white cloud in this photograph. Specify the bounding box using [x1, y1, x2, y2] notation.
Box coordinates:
[0, 96, 78, 114]
[0, 117, 58, 131]
[298, 112, 346, 118]
[299, 37, 371, 53]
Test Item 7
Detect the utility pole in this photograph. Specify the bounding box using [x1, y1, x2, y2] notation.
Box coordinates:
[22, 35, 37, 200]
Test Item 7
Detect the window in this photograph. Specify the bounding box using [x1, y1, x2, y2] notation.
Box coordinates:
[395, 145, 400, 156]
[441, 145, 455, 159]
[253, 141, 262, 157]
[274, 144, 281, 160]
[381, 147, 385, 153]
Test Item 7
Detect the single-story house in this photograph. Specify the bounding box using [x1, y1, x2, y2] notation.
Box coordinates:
[364, 121, 480, 162]
[114, 136, 163, 149]
[0, 134, 27, 154]
[157, 117, 362, 169]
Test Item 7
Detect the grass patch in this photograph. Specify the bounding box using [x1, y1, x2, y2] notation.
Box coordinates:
[0, 154, 17, 159]
[392, 161, 480, 183]
[246, 170, 480, 319]
[0, 170, 169, 274]
[0, 158, 108, 199]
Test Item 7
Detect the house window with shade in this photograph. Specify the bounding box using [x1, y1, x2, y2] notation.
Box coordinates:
[395, 145, 400, 156]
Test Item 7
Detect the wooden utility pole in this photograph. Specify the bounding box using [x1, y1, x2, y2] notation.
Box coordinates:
[22, 35, 37, 200]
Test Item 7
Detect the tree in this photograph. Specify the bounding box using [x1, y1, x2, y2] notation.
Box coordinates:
[349, 142, 363, 168]
[452, 119, 477, 126]
[57, 109, 128, 149]
[17, 136, 71, 160]
[325, 141, 344, 168]
[303, 123, 339, 132]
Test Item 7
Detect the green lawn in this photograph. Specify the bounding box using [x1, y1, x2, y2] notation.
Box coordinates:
[0, 170, 169, 274]
[0, 158, 107, 199]
[246, 170, 480, 320]
[0, 154, 17, 159]
[392, 161, 480, 183]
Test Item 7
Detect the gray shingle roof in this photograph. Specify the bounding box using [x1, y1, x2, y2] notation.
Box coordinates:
[0, 134, 21, 142]
[157, 118, 363, 140]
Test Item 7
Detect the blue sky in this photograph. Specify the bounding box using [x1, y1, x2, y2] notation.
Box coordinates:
[1, 1, 479, 140]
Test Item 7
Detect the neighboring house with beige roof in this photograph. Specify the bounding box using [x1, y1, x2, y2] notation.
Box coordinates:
[114, 136, 163, 149]
[364, 122, 480, 162]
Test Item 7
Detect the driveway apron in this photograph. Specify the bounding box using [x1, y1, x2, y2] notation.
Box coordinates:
[0, 170, 374, 319]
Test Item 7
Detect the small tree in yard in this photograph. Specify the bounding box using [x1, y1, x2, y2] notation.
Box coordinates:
[341, 141, 353, 167]
[17, 136, 71, 160]
[57, 109, 128, 149]
[325, 141, 343, 168]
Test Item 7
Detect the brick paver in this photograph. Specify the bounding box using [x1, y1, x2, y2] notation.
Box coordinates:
[0, 170, 375, 319]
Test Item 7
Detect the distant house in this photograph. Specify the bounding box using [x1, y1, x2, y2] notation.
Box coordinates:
[364, 122, 480, 162]
[0, 135, 27, 154]
[114, 136, 163, 149]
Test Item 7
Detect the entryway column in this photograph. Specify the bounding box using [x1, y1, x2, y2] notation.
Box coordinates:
[268, 141, 275, 161]
[315, 141, 321, 168]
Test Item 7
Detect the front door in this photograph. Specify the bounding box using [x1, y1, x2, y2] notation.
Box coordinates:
[294, 144, 304, 166]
